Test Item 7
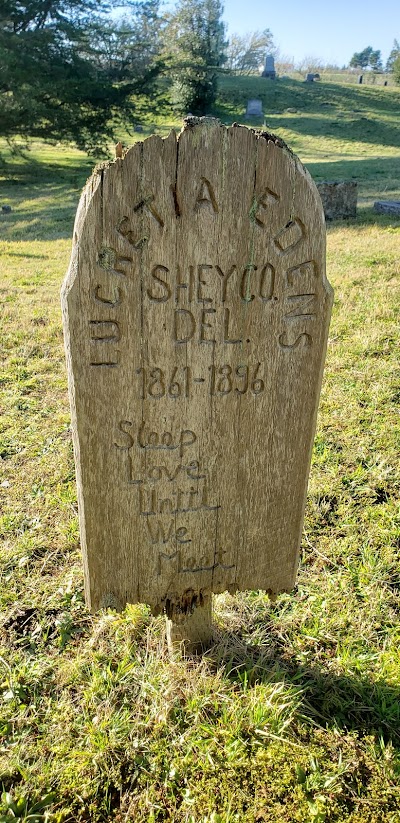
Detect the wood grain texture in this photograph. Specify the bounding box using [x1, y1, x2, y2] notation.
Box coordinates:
[61, 118, 333, 615]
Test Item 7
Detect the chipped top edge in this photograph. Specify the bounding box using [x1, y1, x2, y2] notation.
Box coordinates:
[68, 119, 324, 266]
[179, 117, 315, 185]
[87, 120, 302, 185]
[181, 116, 291, 151]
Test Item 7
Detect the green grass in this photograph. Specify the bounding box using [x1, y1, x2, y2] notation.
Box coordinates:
[1, 77, 400, 821]
[215, 76, 400, 208]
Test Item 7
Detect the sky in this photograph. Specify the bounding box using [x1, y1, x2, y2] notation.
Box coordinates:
[221, 0, 399, 67]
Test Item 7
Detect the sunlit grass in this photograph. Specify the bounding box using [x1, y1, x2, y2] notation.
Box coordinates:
[1, 79, 400, 821]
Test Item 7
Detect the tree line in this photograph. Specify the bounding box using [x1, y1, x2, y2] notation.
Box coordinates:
[349, 41, 400, 73]
[0, 0, 221, 152]
[1, 0, 399, 153]
[0, 0, 281, 152]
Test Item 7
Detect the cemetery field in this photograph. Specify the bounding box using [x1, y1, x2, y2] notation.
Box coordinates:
[215, 76, 400, 207]
[1, 80, 400, 821]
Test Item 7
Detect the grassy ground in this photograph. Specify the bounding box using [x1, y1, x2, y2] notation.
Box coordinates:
[1, 77, 400, 821]
[275, 71, 396, 87]
[215, 76, 400, 208]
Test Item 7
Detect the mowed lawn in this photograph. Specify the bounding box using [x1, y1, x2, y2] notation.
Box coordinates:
[0, 78, 400, 822]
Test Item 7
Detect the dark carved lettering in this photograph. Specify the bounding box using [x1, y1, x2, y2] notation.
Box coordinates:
[197, 264, 213, 303]
[253, 188, 280, 227]
[89, 320, 120, 342]
[215, 264, 236, 303]
[117, 217, 148, 249]
[200, 308, 216, 343]
[140, 483, 219, 517]
[114, 420, 134, 450]
[147, 519, 175, 544]
[134, 194, 164, 227]
[174, 309, 196, 343]
[286, 260, 317, 287]
[240, 265, 257, 302]
[90, 352, 120, 367]
[259, 264, 276, 301]
[158, 549, 181, 573]
[136, 363, 266, 398]
[285, 293, 316, 320]
[147, 265, 171, 302]
[157, 547, 235, 576]
[274, 218, 305, 253]
[94, 285, 122, 306]
[223, 308, 242, 344]
[195, 177, 219, 213]
[278, 332, 313, 349]
[140, 488, 157, 515]
[98, 246, 133, 275]
[176, 527, 191, 544]
[138, 422, 197, 458]
[186, 461, 206, 480]
[159, 497, 174, 515]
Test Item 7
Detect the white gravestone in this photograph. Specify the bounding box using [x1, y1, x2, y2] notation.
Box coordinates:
[245, 99, 263, 119]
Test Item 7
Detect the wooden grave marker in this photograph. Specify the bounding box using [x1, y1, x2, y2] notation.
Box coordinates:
[61, 117, 333, 650]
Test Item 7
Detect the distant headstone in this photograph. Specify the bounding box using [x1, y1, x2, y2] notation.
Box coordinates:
[62, 118, 333, 650]
[262, 54, 276, 79]
[358, 74, 363, 84]
[245, 99, 263, 119]
[317, 181, 357, 220]
[373, 200, 400, 215]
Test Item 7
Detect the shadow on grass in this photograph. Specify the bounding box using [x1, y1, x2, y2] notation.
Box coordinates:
[0, 182, 90, 241]
[1, 135, 399, 241]
[0, 151, 94, 241]
[275, 113, 400, 150]
[305, 155, 400, 182]
[0, 149, 94, 185]
[207, 624, 400, 745]
[217, 78, 400, 149]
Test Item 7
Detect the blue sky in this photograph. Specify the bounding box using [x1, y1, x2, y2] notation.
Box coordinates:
[221, 0, 399, 67]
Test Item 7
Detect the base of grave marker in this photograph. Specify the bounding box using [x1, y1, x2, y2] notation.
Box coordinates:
[166, 594, 213, 654]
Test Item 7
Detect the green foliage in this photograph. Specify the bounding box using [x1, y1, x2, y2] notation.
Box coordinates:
[0, 0, 163, 152]
[166, 0, 226, 114]
[0, 790, 57, 822]
[386, 39, 400, 72]
[349, 46, 383, 71]
[86, 1, 164, 82]
[393, 54, 400, 84]
[225, 28, 275, 74]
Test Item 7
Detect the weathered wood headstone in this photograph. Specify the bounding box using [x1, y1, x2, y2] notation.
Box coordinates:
[61, 117, 333, 651]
